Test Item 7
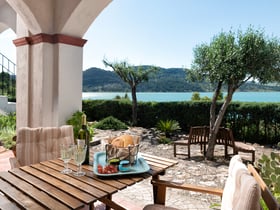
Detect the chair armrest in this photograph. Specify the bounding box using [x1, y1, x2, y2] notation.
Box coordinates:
[9, 157, 20, 169]
[151, 179, 223, 196]
[151, 179, 223, 205]
[248, 164, 280, 210]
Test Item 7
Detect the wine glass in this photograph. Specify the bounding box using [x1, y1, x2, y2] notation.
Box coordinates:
[73, 144, 87, 176]
[76, 139, 85, 147]
[60, 144, 73, 174]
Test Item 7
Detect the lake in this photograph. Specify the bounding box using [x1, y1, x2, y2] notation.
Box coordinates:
[82, 92, 280, 102]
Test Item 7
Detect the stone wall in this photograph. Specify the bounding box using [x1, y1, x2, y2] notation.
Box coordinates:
[0, 96, 15, 114]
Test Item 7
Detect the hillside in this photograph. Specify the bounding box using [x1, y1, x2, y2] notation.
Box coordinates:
[82, 67, 280, 92]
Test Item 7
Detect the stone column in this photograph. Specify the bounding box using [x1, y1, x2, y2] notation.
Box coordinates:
[14, 33, 86, 128]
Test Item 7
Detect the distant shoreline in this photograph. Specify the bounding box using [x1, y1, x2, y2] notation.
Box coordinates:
[82, 91, 280, 103]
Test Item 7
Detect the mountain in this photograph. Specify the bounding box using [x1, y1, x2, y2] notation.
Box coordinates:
[82, 67, 280, 92]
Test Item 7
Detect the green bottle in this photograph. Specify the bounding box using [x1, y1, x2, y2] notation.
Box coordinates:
[78, 114, 90, 165]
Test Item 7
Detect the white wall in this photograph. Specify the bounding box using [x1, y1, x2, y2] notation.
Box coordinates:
[0, 95, 15, 114]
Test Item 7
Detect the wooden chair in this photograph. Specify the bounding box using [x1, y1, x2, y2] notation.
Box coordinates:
[174, 126, 256, 162]
[173, 126, 208, 158]
[9, 125, 74, 168]
[143, 155, 279, 210]
[217, 127, 256, 162]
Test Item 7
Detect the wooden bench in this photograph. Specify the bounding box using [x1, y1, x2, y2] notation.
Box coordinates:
[144, 157, 279, 210]
[174, 126, 256, 162]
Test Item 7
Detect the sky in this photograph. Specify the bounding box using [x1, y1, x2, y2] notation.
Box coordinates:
[1, 0, 280, 71]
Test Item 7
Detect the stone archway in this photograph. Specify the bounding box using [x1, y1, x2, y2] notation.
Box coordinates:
[0, 0, 112, 128]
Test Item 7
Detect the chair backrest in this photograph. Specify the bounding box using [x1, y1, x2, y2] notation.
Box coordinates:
[16, 125, 74, 166]
[221, 155, 261, 210]
[216, 127, 235, 148]
[189, 126, 209, 144]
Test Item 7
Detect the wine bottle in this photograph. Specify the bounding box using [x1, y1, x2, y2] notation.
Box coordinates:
[78, 114, 90, 165]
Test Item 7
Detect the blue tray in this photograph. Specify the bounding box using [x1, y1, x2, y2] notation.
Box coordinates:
[93, 152, 150, 176]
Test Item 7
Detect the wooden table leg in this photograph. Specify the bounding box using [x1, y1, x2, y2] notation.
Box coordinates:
[99, 196, 126, 210]
[106, 195, 112, 210]
[152, 174, 167, 205]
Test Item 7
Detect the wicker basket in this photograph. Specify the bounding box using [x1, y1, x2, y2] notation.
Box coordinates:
[105, 143, 139, 165]
[105, 135, 140, 165]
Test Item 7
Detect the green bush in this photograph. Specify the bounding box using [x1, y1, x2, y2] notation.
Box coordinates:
[66, 111, 95, 140]
[82, 100, 280, 144]
[0, 113, 16, 149]
[83, 99, 132, 123]
[0, 127, 16, 149]
[94, 116, 128, 130]
[158, 136, 172, 144]
[66, 111, 84, 139]
[0, 113, 16, 129]
[156, 119, 181, 138]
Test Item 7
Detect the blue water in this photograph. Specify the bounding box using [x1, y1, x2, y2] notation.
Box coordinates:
[82, 92, 280, 102]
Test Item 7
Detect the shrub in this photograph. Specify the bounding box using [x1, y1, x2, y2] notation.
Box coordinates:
[0, 113, 16, 149]
[0, 113, 16, 129]
[255, 152, 280, 206]
[158, 136, 172, 144]
[66, 111, 95, 139]
[156, 119, 181, 138]
[0, 126, 16, 149]
[66, 111, 84, 139]
[94, 116, 128, 130]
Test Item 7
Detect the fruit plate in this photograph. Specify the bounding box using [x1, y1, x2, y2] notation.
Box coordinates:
[93, 152, 150, 176]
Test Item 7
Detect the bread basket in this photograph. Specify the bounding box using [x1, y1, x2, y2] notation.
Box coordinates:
[105, 134, 140, 165]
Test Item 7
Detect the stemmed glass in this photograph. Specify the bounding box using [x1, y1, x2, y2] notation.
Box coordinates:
[60, 144, 73, 174]
[73, 142, 87, 176]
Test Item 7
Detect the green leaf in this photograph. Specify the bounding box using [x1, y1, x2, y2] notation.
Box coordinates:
[270, 174, 277, 183]
[271, 152, 276, 160]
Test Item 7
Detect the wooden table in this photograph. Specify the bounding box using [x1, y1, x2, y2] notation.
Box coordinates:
[0, 153, 177, 210]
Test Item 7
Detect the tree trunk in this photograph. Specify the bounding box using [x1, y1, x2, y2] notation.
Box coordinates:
[131, 86, 137, 126]
[210, 81, 222, 129]
[206, 85, 234, 160]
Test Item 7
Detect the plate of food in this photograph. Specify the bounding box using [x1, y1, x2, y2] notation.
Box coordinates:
[93, 151, 150, 176]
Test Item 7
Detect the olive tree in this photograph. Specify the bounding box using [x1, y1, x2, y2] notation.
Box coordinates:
[103, 59, 158, 125]
[188, 27, 280, 159]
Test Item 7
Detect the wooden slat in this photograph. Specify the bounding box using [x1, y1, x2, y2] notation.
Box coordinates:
[20, 165, 96, 204]
[31, 163, 108, 199]
[0, 172, 67, 210]
[0, 191, 21, 210]
[9, 168, 84, 210]
[48, 159, 130, 190]
[90, 174, 129, 189]
[143, 159, 171, 170]
[140, 153, 178, 165]
[0, 178, 44, 210]
[147, 165, 164, 173]
[129, 176, 145, 182]
[41, 161, 122, 194]
[2, 153, 179, 210]
[140, 154, 178, 170]
[112, 177, 138, 186]
[52, 154, 165, 185]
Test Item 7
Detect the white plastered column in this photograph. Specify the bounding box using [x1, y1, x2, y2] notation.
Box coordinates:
[14, 32, 86, 128]
[3, 0, 112, 128]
